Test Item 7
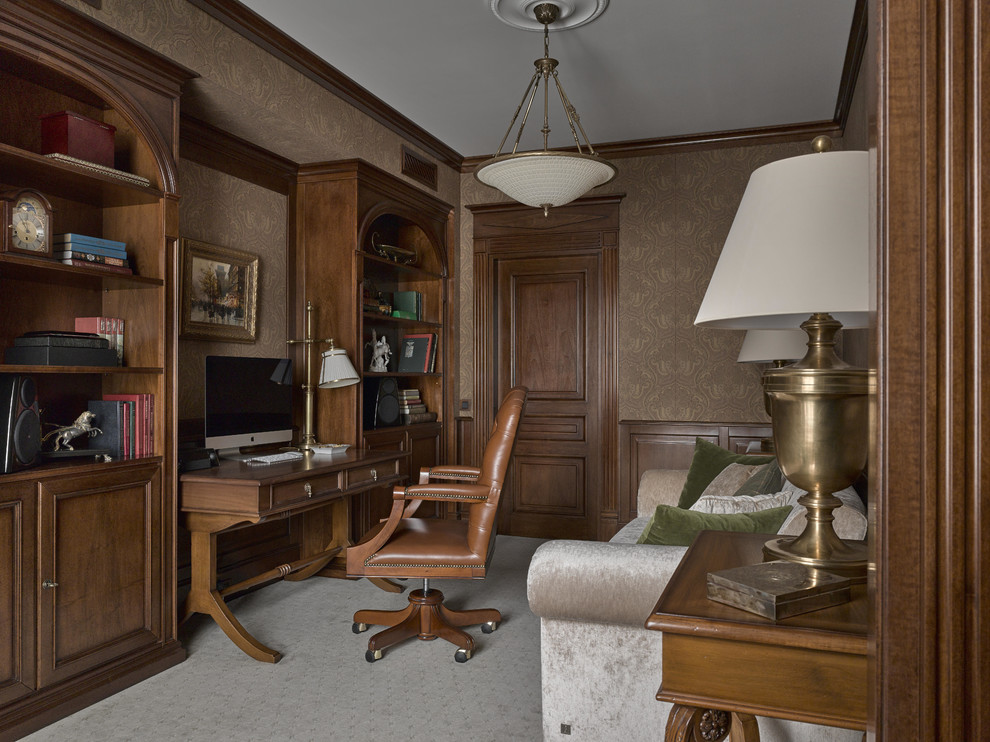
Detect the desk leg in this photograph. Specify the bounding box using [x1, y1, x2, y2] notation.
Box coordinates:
[665, 705, 759, 742]
[182, 527, 282, 664]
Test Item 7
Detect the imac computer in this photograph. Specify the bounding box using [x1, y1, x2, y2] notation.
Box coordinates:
[204, 355, 294, 460]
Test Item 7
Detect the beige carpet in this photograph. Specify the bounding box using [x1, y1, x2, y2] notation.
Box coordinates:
[25, 535, 546, 742]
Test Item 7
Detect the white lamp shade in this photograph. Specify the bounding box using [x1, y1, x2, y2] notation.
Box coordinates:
[475, 151, 617, 209]
[695, 150, 870, 330]
[319, 348, 359, 388]
[737, 329, 809, 363]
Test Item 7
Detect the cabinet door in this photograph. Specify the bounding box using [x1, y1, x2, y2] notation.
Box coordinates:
[37, 464, 162, 688]
[407, 424, 442, 518]
[358, 428, 407, 534]
[0, 482, 34, 705]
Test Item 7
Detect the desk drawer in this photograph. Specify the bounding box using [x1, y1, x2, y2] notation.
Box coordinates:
[345, 462, 395, 490]
[271, 472, 342, 508]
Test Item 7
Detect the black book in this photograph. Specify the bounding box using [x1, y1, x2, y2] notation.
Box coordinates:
[14, 332, 109, 349]
[87, 400, 125, 460]
[396, 333, 436, 373]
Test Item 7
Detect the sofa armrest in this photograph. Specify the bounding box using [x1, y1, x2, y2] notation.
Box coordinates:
[527, 540, 688, 627]
[637, 469, 688, 515]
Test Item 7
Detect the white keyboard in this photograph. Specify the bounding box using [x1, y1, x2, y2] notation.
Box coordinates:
[245, 451, 304, 465]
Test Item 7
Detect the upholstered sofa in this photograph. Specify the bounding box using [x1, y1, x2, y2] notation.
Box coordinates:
[527, 466, 865, 742]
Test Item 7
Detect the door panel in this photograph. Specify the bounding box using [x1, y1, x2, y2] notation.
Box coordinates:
[497, 255, 600, 540]
[37, 464, 161, 688]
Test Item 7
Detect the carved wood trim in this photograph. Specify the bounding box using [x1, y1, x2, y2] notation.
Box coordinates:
[179, 115, 298, 194]
[874, 0, 989, 738]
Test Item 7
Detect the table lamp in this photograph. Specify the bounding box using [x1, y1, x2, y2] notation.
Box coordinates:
[696, 137, 873, 577]
[287, 301, 359, 453]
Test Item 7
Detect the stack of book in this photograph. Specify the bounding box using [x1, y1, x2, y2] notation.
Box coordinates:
[54, 233, 133, 275]
[399, 388, 437, 425]
[87, 393, 155, 460]
[74, 316, 124, 365]
[4, 331, 117, 367]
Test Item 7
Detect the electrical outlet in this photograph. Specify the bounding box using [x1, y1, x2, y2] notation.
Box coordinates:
[460, 399, 470, 411]
[560, 723, 571, 735]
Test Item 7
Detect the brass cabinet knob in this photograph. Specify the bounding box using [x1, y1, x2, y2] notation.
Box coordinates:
[42, 579, 58, 589]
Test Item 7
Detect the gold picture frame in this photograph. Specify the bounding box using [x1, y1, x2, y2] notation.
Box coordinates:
[180, 238, 259, 342]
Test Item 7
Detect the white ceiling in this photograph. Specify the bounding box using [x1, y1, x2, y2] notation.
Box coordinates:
[235, 0, 858, 159]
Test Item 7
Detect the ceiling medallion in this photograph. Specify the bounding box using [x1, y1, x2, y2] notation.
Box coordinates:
[490, 0, 609, 31]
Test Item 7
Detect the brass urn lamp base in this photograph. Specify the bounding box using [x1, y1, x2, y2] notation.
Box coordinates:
[761, 312, 874, 579]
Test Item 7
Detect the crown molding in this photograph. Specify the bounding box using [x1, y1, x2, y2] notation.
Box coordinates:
[185, 0, 462, 171]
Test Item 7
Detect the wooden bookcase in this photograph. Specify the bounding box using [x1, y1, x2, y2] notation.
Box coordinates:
[294, 160, 452, 534]
[0, 1, 194, 737]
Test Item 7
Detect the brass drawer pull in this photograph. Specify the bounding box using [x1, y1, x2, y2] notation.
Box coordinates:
[42, 579, 58, 589]
[372, 468, 378, 482]
[304, 482, 313, 497]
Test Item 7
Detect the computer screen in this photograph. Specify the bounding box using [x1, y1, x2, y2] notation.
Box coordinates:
[204, 355, 293, 458]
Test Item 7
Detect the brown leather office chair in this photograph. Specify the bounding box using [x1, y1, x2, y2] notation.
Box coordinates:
[346, 386, 528, 662]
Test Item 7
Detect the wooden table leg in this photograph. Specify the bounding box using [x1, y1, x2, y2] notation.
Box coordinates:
[182, 522, 282, 663]
[665, 704, 760, 742]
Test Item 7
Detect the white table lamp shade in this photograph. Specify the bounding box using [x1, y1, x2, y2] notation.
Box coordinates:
[737, 329, 809, 364]
[319, 348, 359, 388]
[695, 150, 870, 330]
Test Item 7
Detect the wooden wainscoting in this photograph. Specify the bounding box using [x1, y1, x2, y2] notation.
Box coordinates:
[617, 420, 772, 531]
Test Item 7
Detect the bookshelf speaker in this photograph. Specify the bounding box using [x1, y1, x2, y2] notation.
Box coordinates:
[363, 377, 400, 429]
[0, 374, 41, 474]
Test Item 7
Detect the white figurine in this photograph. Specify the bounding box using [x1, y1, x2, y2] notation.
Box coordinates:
[367, 330, 391, 372]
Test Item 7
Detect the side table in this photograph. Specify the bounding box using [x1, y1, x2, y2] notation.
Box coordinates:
[645, 530, 868, 741]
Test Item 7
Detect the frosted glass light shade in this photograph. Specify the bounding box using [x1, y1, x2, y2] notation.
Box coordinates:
[319, 348, 359, 388]
[737, 329, 809, 364]
[695, 150, 870, 330]
[475, 151, 617, 210]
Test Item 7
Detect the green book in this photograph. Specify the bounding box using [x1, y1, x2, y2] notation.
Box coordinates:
[392, 291, 421, 319]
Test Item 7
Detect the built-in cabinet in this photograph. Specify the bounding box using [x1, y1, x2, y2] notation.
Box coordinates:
[0, 2, 192, 737]
[294, 160, 452, 534]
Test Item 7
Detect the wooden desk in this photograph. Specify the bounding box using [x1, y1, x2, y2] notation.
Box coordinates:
[645, 531, 867, 741]
[179, 449, 406, 663]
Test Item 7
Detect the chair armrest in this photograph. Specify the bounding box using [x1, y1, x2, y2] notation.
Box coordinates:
[527, 540, 688, 627]
[396, 481, 490, 503]
[418, 465, 481, 484]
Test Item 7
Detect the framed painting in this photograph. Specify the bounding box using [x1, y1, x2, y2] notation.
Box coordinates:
[180, 238, 258, 342]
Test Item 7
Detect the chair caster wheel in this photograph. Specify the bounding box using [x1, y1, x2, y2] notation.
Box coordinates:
[352, 622, 368, 634]
[365, 649, 383, 662]
[481, 621, 498, 634]
[454, 648, 472, 663]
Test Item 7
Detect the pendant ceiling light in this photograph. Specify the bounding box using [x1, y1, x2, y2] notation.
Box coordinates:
[475, 2, 617, 216]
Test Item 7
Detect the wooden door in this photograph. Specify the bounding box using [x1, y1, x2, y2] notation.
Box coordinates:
[37, 464, 162, 688]
[496, 255, 602, 539]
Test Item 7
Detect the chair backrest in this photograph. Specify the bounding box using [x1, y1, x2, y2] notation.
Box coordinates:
[466, 386, 528, 556]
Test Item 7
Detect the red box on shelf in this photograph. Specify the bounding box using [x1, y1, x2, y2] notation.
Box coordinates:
[40, 111, 116, 168]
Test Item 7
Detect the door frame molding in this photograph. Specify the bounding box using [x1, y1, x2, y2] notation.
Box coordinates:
[468, 195, 622, 539]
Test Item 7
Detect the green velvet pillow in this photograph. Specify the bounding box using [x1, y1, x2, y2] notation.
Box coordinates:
[635, 504, 792, 546]
[677, 437, 774, 509]
[732, 459, 783, 497]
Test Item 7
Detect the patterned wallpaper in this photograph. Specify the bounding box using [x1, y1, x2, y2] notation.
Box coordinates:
[176, 160, 287, 418]
[462, 138, 815, 423]
[65, 0, 869, 426]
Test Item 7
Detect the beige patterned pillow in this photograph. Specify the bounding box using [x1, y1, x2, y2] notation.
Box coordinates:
[696, 462, 762, 499]
[690, 490, 793, 514]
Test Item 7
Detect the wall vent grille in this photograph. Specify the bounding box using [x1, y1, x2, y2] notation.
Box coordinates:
[401, 146, 438, 190]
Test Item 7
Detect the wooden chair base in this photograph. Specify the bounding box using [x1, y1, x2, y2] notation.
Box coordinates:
[353, 588, 501, 661]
